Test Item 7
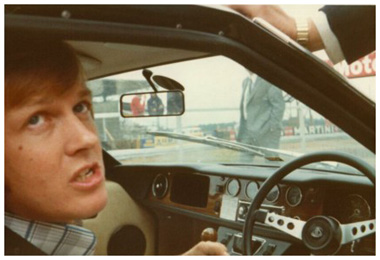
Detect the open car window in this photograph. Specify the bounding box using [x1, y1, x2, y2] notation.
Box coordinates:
[87, 56, 375, 173]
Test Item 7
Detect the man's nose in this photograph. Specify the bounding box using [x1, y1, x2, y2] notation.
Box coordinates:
[64, 115, 99, 156]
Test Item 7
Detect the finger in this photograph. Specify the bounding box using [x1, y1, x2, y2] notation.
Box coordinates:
[202, 241, 229, 255]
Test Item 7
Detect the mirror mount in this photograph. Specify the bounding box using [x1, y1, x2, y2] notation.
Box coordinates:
[142, 69, 158, 92]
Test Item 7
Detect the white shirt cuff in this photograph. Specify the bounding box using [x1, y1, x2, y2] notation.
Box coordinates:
[312, 11, 345, 64]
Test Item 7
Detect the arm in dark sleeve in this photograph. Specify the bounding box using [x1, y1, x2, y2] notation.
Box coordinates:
[320, 5, 375, 64]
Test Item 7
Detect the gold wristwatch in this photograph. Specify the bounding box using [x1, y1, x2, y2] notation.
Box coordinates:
[296, 18, 309, 47]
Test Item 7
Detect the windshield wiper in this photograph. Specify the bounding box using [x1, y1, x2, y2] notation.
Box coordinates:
[147, 131, 339, 168]
[148, 131, 265, 157]
[206, 135, 305, 160]
[147, 131, 292, 161]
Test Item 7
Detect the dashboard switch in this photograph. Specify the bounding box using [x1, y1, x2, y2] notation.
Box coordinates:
[216, 185, 224, 193]
[238, 205, 248, 219]
[237, 201, 251, 222]
[220, 233, 233, 246]
[262, 243, 276, 255]
[214, 200, 221, 212]
[232, 235, 244, 254]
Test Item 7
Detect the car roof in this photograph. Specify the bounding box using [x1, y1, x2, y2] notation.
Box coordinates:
[5, 5, 245, 79]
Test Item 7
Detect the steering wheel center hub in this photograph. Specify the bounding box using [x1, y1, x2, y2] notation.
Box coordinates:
[302, 216, 341, 255]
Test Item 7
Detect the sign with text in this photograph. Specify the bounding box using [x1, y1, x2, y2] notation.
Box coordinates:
[326, 52, 376, 78]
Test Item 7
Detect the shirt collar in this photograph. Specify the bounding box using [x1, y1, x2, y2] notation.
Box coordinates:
[5, 212, 96, 255]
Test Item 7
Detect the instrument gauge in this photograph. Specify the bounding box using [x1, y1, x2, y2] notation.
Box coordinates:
[266, 185, 280, 203]
[286, 186, 303, 207]
[226, 179, 241, 197]
[339, 194, 371, 223]
[245, 181, 260, 200]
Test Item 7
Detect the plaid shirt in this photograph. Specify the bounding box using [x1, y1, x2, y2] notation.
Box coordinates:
[5, 212, 96, 255]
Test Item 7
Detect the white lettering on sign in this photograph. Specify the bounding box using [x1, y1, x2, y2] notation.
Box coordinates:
[282, 125, 341, 136]
[326, 52, 376, 78]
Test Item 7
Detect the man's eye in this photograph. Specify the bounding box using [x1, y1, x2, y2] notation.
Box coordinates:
[73, 102, 90, 114]
[28, 115, 44, 126]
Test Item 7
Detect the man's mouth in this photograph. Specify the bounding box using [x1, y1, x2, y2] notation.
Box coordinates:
[75, 168, 95, 182]
[70, 163, 104, 190]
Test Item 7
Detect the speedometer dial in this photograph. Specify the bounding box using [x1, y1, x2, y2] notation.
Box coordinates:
[339, 194, 371, 223]
[286, 186, 303, 207]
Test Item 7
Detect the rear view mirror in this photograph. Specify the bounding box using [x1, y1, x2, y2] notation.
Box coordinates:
[120, 91, 184, 118]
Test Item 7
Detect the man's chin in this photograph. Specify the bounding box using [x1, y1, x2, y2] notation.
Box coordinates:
[77, 188, 108, 221]
[88, 191, 108, 217]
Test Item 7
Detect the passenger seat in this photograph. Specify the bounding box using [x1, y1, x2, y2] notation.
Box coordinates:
[83, 181, 156, 255]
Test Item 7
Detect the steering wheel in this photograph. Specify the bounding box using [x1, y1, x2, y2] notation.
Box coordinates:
[243, 151, 375, 255]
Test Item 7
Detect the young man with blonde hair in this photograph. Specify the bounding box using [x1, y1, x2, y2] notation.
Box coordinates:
[4, 35, 227, 256]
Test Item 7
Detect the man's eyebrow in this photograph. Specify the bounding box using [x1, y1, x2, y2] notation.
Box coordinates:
[22, 87, 92, 107]
[79, 88, 92, 98]
[23, 95, 55, 107]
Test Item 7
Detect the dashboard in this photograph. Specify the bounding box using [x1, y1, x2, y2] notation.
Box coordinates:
[148, 169, 374, 224]
[110, 163, 375, 255]
[149, 172, 327, 223]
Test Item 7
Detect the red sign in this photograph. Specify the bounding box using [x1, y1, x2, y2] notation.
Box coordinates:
[326, 52, 376, 78]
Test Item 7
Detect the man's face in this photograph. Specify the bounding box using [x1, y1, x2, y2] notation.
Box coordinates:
[5, 81, 107, 223]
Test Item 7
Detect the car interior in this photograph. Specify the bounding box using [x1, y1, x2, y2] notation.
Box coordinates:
[5, 5, 375, 256]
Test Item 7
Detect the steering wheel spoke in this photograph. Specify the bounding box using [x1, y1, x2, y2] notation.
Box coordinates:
[263, 211, 306, 240]
[340, 219, 375, 245]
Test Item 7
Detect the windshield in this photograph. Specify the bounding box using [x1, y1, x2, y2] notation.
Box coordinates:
[87, 56, 375, 173]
